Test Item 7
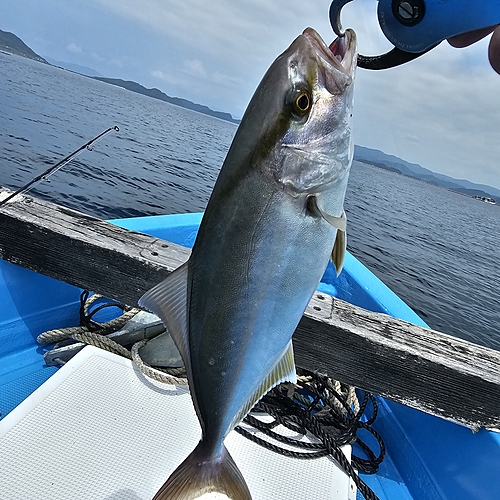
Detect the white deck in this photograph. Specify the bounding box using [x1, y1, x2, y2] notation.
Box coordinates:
[0, 346, 354, 499]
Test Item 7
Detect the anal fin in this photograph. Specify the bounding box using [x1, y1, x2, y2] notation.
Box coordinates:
[230, 341, 296, 431]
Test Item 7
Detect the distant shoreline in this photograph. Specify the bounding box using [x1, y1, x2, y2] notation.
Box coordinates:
[353, 146, 499, 202]
[0, 28, 240, 126]
[1, 27, 498, 200]
[359, 161, 497, 205]
[90, 76, 240, 125]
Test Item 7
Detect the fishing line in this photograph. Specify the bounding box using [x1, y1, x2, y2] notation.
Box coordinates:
[0, 125, 119, 207]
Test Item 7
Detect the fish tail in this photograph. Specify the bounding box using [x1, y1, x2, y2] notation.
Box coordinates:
[153, 441, 252, 500]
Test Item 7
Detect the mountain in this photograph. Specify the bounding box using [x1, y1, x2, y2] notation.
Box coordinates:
[354, 145, 500, 201]
[0, 29, 48, 63]
[45, 58, 102, 77]
[1, 28, 239, 125]
[91, 77, 240, 124]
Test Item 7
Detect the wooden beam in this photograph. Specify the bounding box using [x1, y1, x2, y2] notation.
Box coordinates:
[298, 295, 500, 431]
[0, 191, 190, 305]
[1, 190, 499, 431]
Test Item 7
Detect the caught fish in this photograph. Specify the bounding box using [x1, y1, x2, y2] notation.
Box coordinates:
[140, 26, 357, 500]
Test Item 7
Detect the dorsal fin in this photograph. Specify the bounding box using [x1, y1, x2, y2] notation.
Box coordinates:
[138, 262, 191, 374]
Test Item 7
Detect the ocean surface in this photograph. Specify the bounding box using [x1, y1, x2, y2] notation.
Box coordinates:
[1, 52, 499, 351]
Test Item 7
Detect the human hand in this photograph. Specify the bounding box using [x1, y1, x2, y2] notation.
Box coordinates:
[448, 25, 500, 75]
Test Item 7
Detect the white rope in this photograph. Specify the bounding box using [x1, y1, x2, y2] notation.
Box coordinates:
[297, 373, 360, 416]
[37, 294, 355, 402]
[131, 340, 188, 385]
[37, 294, 139, 345]
[37, 293, 187, 385]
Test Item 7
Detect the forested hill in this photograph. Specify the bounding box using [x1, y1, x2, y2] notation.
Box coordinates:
[0, 29, 48, 63]
[91, 77, 240, 124]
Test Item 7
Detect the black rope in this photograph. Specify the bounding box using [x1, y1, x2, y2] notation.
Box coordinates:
[236, 368, 385, 500]
[79, 290, 131, 332]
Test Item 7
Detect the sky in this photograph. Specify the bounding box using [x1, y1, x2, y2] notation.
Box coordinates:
[2, 0, 499, 190]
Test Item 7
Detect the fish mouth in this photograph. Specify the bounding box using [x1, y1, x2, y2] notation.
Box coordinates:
[302, 27, 357, 76]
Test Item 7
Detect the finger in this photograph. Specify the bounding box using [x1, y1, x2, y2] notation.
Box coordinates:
[489, 25, 500, 74]
[447, 26, 497, 48]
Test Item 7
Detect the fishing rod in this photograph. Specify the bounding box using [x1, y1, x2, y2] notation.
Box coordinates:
[0, 125, 119, 207]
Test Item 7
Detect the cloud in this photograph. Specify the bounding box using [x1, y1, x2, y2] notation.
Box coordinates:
[151, 69, 167, 80]
[67, 42, 83, 54]
[151, 69, 178, 86]
[211, 71, 243, 86]
[353, 38, 500, 187]
[4, 0, 496, 186]
[107, 55, 130, 68]
[92, 52, 106, 63]
[180, 59, 243, 87]
[183, 59, 206, 77]
[89, 0, 500, 188]
[90, 0, 332, 105]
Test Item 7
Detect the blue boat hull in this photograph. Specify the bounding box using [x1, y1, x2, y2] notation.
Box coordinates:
[1, 212, 499, 500]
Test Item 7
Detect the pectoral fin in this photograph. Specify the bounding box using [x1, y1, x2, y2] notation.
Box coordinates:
[319, 209, 346, 232]
[331, 227, 347, 276]
[308, 196, 346, 232]
[310, 196, 347, 276]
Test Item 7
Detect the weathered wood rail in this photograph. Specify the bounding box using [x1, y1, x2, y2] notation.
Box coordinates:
[1, 190, 499, 431]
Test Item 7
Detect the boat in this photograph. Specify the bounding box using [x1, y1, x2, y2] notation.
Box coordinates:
[474, 196, 497, 205]
[1, 210, 499, 500]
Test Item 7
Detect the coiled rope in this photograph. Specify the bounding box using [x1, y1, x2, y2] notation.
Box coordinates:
[238, 368, 384, 500]
[37, 291, 187, 385]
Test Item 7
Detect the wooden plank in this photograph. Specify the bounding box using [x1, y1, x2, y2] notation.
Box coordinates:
[1, 190, 500, 431]
[298, 295, 500, 431]
[0, 191, 190, 305]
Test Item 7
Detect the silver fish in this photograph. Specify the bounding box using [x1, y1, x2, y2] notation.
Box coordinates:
[139, 27, 357, 500]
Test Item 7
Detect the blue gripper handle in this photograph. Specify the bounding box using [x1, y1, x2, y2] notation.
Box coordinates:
[378, 0, 500, 53]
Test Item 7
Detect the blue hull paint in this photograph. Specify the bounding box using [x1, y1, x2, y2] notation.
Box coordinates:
[1, 212, 499, 500]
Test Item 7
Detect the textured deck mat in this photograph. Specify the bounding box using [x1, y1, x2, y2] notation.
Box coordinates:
[0, 346, 352, 499]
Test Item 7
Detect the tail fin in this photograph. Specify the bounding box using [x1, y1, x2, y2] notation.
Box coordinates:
[153, 442, 252, 500]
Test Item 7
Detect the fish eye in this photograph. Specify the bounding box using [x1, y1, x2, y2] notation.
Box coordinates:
[295, 93, 310, 112]
[288, 88, 312, 119]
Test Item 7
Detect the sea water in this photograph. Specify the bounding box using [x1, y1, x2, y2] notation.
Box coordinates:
[1, 52, 499, 350]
